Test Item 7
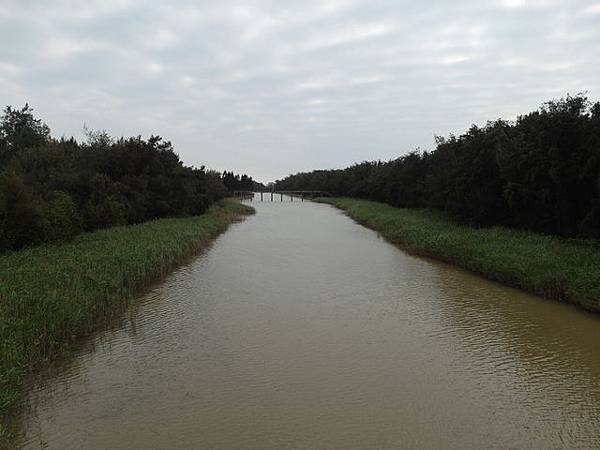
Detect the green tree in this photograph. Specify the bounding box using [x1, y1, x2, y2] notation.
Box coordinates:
[0, 104, 50, 164]
[0, 169, 46, 250]
[40, 191, 82, 242]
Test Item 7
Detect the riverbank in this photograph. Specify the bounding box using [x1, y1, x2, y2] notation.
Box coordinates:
[316, 198, 600, 313]
[0, 199, 254, 431]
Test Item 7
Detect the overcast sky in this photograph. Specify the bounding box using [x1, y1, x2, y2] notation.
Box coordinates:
[1, 1, 599, 182]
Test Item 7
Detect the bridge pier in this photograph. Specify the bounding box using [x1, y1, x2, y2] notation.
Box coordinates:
[265, 190, 329, 202]
[261, 192, 263, 201]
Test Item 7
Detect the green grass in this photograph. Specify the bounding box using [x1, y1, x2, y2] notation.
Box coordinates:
[0, 199, 254, 426]
[316, 197, 600, 313]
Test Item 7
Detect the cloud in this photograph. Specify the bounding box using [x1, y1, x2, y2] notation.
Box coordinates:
[583, 3, 600, 14]
[0, 0, 598, 181]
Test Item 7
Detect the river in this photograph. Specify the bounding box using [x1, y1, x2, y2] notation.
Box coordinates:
[16, 197, 600, 449]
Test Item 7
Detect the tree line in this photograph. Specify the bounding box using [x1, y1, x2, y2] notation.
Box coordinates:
[0, 105, 259, 251]
[222, 171, 264, 192]
[276, 95, 600, 238]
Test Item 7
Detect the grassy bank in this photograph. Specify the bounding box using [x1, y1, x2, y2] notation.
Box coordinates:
[0, 199, 254, 427]
[316, 198, 600, 313]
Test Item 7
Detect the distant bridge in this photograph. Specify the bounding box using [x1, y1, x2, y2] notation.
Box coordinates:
[232, 190, 330, 201]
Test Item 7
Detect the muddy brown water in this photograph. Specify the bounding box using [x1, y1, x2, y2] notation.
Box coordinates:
[15, 198, 600, 449]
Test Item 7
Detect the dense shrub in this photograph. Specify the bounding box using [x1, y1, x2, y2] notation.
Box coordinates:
[40, 191, 81, 241]
[0, 169, 46, 250]
[276, 95, 600, 238]
[0, 104, 260, 251]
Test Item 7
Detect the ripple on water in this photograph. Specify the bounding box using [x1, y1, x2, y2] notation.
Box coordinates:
[17, 199, 600, 449]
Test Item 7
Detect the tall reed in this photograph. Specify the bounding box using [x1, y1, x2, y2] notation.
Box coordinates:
[0, 200, 254, 427]
[317, 198, 600, 313]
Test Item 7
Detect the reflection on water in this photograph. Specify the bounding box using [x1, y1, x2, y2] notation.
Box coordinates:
[16, 197, 600, 449]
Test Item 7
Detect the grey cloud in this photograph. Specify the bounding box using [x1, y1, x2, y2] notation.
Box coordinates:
[1, 0, 599, 181]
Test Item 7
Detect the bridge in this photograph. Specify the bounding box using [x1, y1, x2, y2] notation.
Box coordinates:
[232, 190, 330, 201]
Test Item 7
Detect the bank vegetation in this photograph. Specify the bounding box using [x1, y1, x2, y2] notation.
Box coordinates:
[0, 104, 260, 251]
[0, 104, 260, 432]
[317, 198, 600, 313]
[0, 200, 254, 430]
[278, 95, 600, 239]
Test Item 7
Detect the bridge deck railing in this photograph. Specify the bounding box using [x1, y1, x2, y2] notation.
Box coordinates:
[231, 190, 331, 202]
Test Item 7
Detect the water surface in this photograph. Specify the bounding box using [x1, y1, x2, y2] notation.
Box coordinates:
[17, 197, 600, 449]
